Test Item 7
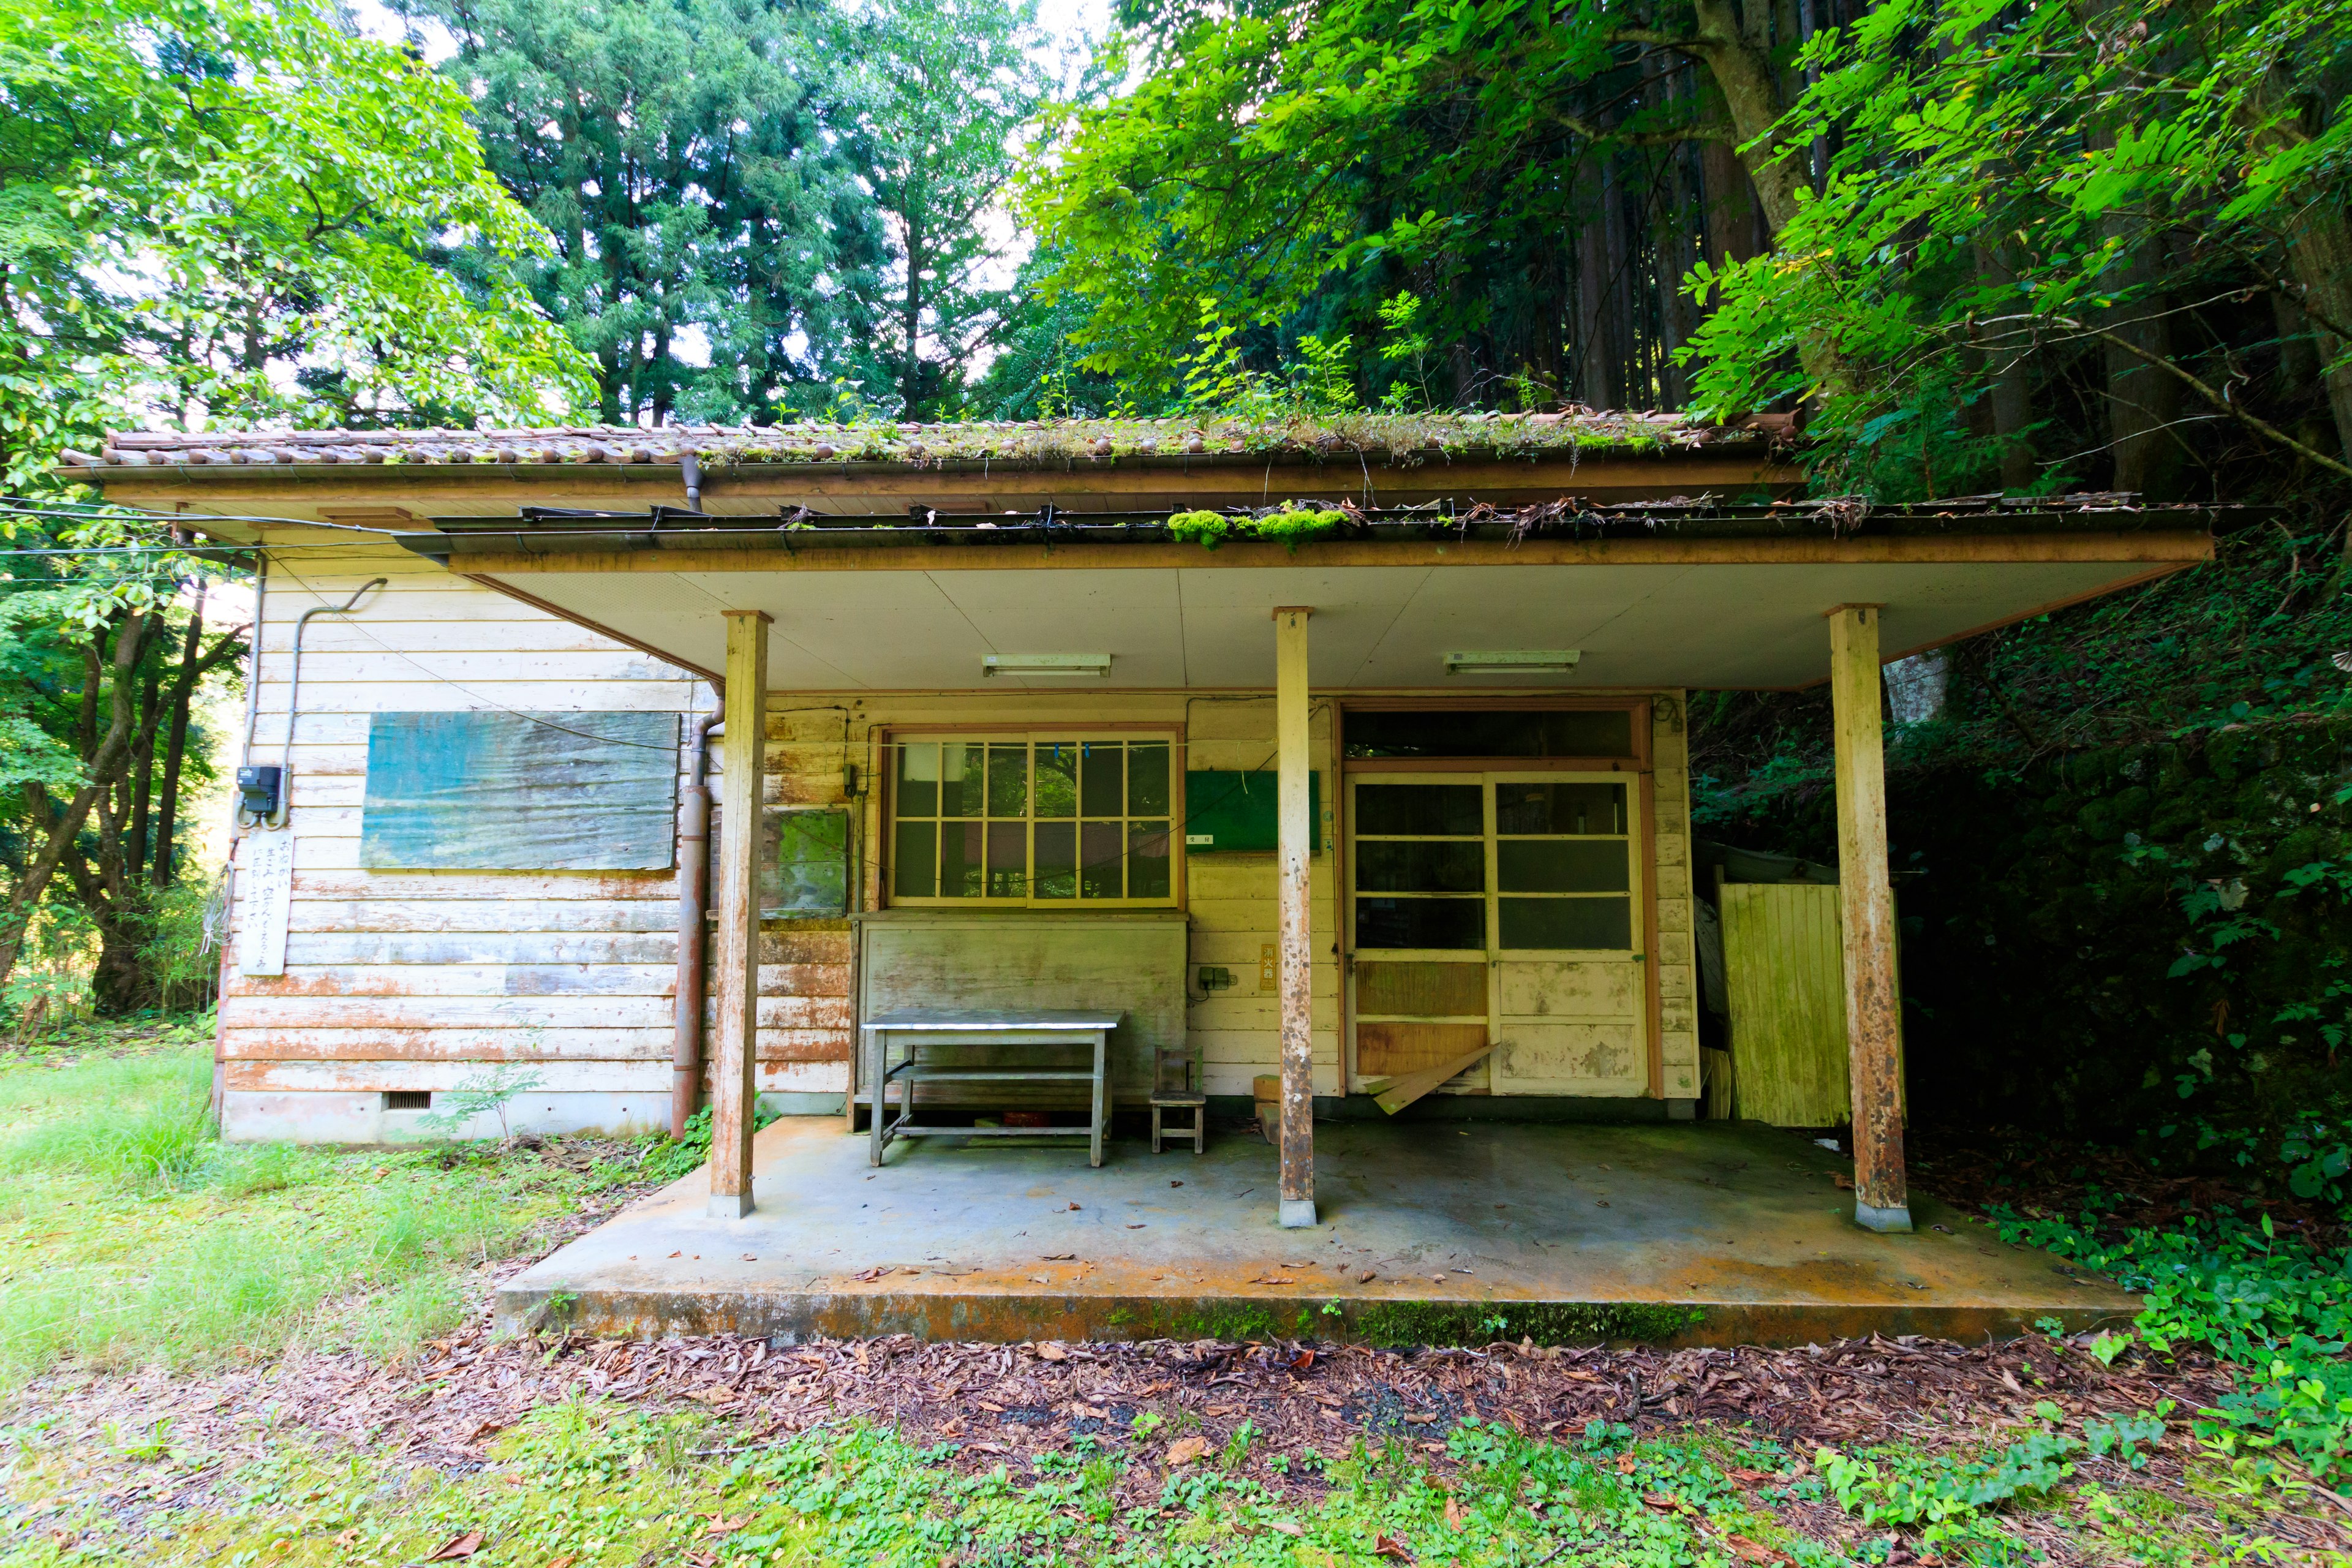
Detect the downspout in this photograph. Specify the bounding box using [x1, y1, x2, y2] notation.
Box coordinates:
[672, 707, 723, 1137]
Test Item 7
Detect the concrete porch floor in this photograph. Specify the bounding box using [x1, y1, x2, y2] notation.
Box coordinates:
[498, 1118, 2137, 1347]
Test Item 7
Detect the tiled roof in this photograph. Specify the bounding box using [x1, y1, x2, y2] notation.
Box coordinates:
[59, 410, 1788, 471]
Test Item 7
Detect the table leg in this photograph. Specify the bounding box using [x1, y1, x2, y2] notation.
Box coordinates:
[1090, 1029, 1107, 1167]
[869, 1028, 886, 1166]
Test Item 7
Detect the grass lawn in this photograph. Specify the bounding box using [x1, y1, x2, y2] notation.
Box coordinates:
[0, 1019, 2343, 1567]
[0, 1022, 655, 1378]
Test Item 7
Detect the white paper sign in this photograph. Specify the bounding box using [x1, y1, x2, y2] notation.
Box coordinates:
[238, 831, 296, 976]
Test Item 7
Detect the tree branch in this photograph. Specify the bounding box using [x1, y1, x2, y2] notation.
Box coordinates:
[2059, 317, 2352, 481]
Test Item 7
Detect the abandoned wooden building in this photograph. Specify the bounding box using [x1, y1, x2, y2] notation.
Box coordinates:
[62, 417, 2219, 1252]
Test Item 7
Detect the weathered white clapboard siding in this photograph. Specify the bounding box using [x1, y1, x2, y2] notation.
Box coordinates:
[218, 533, 850, 1143]
[225, 528, 1706, 1140]
[1652, 696, 1702, 1099]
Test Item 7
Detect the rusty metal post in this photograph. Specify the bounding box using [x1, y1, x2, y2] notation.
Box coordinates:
[1827, 605, 1910, 1233]
[709, 610, 770, 1219]
[1274, 607, 1317, 1228]
[671, 709, 722, 1139]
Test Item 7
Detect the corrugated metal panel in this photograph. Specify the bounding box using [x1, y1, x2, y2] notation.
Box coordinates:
[1720, 881, 1850, 1126]
[361, 710, 679, 870]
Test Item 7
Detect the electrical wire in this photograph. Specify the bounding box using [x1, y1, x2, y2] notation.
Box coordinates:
[264, 556, 700, 754]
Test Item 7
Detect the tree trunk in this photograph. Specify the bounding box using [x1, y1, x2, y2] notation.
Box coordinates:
[1687, 0, 1806, 238]
[1577, 198, 1623, 409]
[2237, 63, 2352, 463]
[2098, 239, 2182, 498]
[151, 591, 206, 889]
[0, 613, 151, 991]
[127, 662, 160, 883]
[1973, 236, 2039, 491]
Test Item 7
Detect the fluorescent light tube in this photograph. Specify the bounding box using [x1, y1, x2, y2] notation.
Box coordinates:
[1442, 649, 1581, 675]
[983, 653, 1113, 677]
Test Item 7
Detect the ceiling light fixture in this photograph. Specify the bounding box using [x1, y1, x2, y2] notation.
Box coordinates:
[983, 652, 1113, 677]
[1443, 649, 1582, 675]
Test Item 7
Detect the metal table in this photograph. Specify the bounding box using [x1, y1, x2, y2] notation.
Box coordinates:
[862, 1008, 1122, 1167]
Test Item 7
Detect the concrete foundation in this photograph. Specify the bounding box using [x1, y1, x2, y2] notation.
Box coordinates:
[220, 1089, 846, 1144]
[497, 1117, 2137, 1347]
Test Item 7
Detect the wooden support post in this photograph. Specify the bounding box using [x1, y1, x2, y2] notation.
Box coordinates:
[1274, 607, 1317, 1229]
[709, 609, 770, 1219]
[1827, 605, 1911, 1233]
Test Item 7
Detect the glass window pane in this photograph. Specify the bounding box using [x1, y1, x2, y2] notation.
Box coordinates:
[1035, 820, 1076, 899]
[1035, 741, 1079, 818]
[1080, 820, 1123, 899]
[1356, 840, 1485, 893]
[941, 820, 983, 898]
[1494, 782, 1627, 835]
[1354, 783, 1483, 837]
[892, 821, 937, 899]
[1129, 822, 1171, 899]
[895, 741, 939, 818]
[986, 821, 1027, 897]
[940, 742, 984, 818]
[1498, 839, 1629, 893]
[1128, 742, 1170, 816]
[1344, 710, 1634, 759]
[1500, 896, 1631, 950]
[987, 742, 1028, 818]
[1080, 742, 1124, 818]
[1355, 896, 1486, 951]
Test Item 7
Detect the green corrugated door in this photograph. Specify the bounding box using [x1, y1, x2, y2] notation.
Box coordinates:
[1719, 882, 1852, 1126]
[1721, 884, 1900, 1128]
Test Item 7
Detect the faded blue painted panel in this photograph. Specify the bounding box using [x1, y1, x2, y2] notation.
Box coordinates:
[767, 807, 849, 917]
[362, 711, 679, 871]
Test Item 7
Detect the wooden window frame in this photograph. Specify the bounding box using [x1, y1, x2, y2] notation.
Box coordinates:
[1338, 698, 1652, 773]
[879, 726, 1186, 911]
[1334, 699, 1661, 1096]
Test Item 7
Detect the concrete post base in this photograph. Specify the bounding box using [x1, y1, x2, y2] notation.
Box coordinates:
[708, 1193, 755, 1220]
[1854, 1201, 1913, 1234]
[1278, 1198, 1319, 1229]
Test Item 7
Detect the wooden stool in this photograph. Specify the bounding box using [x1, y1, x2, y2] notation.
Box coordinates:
[1150, 1093, 1207, 1154]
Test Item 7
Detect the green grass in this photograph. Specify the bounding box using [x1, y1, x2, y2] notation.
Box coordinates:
[0, 1398, 2315, 1567]
[0, 1035, 633, 1381]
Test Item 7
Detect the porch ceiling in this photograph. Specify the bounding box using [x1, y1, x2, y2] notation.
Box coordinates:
[467, 549, 2197, 692]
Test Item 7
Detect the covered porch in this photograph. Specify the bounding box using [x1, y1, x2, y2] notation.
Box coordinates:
[496, 1114, 2136, 1345]
[74, 423, 2222, 1259]
[415, 500, 2212, 1240]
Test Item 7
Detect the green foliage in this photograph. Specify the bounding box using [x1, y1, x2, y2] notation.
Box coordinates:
[1023, 1, 1754, 410]
[1683, 0, 2352, 496]
[135, 871, 221, 1015]
[1167, 505, 1349, 553]
[628, 1101, 786, 1187]
[1993, 1202, 2352, 1483]
[0, 0, 591, 448]
[1697, 523, 2352, 1145]
[399, 0, 1050, 423]
[417, 1061, 548, 1142]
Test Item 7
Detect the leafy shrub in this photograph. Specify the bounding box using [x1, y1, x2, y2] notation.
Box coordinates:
[631, 1102, 785, 1186]
[138, 872, 223, 1012]
[1994, 1202, 2352, 1481]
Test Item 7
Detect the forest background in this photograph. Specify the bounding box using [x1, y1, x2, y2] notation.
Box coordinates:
[0, 0, 2347, 1199]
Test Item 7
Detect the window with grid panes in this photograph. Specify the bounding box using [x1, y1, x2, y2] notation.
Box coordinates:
[889, 737, 1176, 906]
[1352, 778, 1632, 951]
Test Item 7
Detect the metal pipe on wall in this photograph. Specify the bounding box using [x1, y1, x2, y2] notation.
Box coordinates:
[672, 707, 724, 1139]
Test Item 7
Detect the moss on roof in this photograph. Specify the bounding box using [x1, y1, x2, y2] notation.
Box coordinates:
[75, 409, 1777, 472]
